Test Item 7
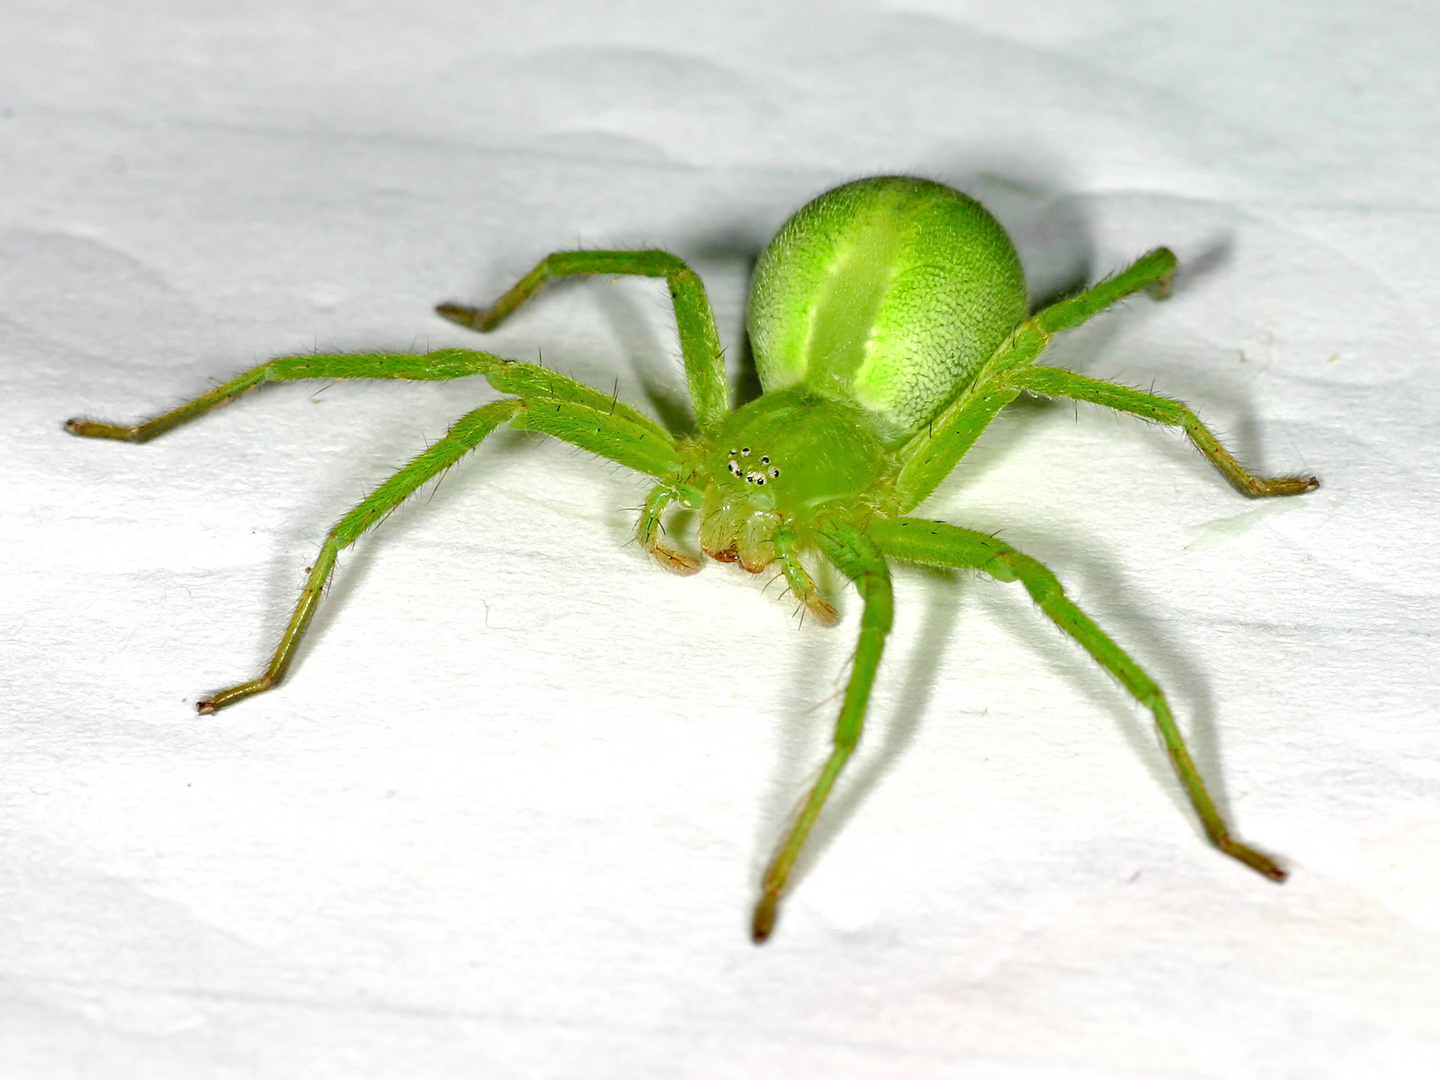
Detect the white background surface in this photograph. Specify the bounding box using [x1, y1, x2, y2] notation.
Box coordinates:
[3, 1, 1439, 1076]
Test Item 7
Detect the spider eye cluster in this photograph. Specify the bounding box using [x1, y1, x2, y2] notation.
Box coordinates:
[727, 447, 781, 485]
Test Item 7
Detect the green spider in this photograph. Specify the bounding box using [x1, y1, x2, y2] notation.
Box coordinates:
[68, 176, 1316, 942]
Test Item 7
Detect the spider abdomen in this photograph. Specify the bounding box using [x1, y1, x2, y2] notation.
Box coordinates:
[747, 176, 1028, 444]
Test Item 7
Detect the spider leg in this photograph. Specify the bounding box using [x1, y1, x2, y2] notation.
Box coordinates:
[636, 483, 700, 574]
[1002, 366, 1318, 496]
[893, 371, 1020, 512]
[869, 515, 1286, 883]
[775, 525, 838, 625]
[67, 349, 678, 474]
[752, 520, 892, 942]
[893, 249, 1180, 511]
[65, 350, 506, 443]
[1000, 245, 1311, 495]
[69, 348, 688, 710]
[1030, 246, 1177, 335]
[198, 398, 521, 713]
[195, 377, 685, 713]
[437, 249, 730, 429]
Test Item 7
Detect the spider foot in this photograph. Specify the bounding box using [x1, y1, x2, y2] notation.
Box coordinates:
[1219, 837, 1287, 882]
[65, 418, 141, 441]
[751, 890, 780, 943]
[1255, 474, 1319, 496]
[646, 543, 701, 575]
[197, 675, 276, 715]
[435, 303, 500, 332]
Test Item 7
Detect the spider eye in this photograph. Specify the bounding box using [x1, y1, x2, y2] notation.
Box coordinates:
[769, 468, 780, 478]
[741, 447, 751, 456]
[760, 455, 770, 464]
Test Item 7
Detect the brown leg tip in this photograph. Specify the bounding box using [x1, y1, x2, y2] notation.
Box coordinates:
[1221, 838, 1288, 882]
[436, 303, 495, 331]
[751, 894, 778, 943]
[805, 597, 840, 627]
[1253, 475, 1319, 497]
[196, 700, 216, 715]
[65, 418, 142, 441]
[651, 546, 701, 575]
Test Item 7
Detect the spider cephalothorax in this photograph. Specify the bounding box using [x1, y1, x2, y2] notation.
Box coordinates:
[697, 387, 894, 575]
[68, 175, 1316, 941]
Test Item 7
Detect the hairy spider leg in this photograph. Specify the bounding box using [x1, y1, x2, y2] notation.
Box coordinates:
[68, 349, 685, 711]
[893, 248, 1180, 510]
[437, 249, 731, 430]
[752, 520, 893, 942]
[775, 525, 839, 626]
[1003, 367, 1318, 496]
[65, 351, 503, 443]
[64, 352, 483, 440]
[869, 516, 1286, 882]
[637, 483, 701, 574]
[199, 397, 519, 712]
